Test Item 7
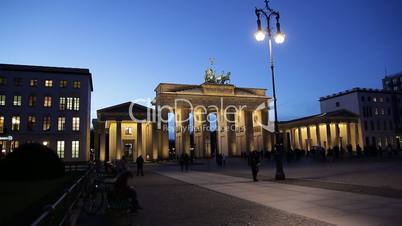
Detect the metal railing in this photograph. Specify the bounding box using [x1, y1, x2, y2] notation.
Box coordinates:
[31, 167, 92, 226]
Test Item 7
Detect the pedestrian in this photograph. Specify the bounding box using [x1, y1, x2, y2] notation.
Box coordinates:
[250, 150, 261, 182]
[356, 144, 362, 158]
[179, 153, 184, 172]
[184, 153, 190, 171]
[136, 155, 144, 176]
[222, 153, 226, 168]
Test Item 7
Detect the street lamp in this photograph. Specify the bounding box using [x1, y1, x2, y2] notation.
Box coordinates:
[254, 0, 286, 180]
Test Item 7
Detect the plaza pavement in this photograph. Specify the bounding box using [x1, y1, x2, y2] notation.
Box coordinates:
[158, 159, 402, 226]
[77, 171, 330, 226]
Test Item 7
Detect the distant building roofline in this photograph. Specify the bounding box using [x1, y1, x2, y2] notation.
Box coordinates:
[319, 87, 402, 101]
[0, 63, 93, 91]
[383, 71, 402, 80]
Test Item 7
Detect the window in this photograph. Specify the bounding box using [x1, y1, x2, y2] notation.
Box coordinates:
[57, 117, 66, 131]
[335, 102, 340, 107]
[11, 141, 19, 151]
[30, 79, 38, 87]
[0, 95, 5, 106]
[14, 78, 22, 86]
[125, 127, 133, 135]
[379, 97, 384, 103]
[370, 121, 374, 131]
[368, 96, 372, 102]
[374, 108, 379, 115]
[12, 116, 20, 131]
[67, 97, 73, 110]
[27, 115, 36, 131]
[44, 80, 53, 87]
[73, 97, 80, 111]
[43, 116, 51, 131]
[44, 96, 52, 107]
[59, 97, 66, 110]
[0, 77, 6, 85]
[0, 116, 4, 133]
[57, 141, 65, 158]
[28, 95, 37, 107]
[72, 117, 80, 131]
[364, 121, 368, 130]
[73, 81, 81, 89]
[13, 95, 22, 106]
[373, 97, 377, 102]
[59, 80, 67, 88]
[381, 108, 385, 115]
[361, 96, 365, 102]
[72, 141, 79, 158]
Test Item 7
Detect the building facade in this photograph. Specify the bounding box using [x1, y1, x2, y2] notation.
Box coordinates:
[0, 64, 93, 162]
[94, 82, 272, 161]
[383, 72, 402, 92]
[320, 88, 402, 149]
[279, 110, 361, 151]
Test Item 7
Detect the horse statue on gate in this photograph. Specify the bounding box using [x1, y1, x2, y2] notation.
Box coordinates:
[216, 71, 231, 84]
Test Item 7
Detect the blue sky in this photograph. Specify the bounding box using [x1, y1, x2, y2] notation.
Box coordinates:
[1, 0, 402, 120]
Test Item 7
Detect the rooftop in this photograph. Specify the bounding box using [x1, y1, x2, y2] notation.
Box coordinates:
[0, 63, 93, 91]
[319, 87, 402, 101]
[383, 71, 402, 79]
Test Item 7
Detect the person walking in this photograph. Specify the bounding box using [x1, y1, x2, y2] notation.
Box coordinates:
[250, 150, 261, 182]
[183, 153, 190, 172]
[136, 155, 144, 176]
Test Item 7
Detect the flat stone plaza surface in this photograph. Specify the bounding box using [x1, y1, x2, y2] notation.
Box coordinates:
[78, 158, 402, 226]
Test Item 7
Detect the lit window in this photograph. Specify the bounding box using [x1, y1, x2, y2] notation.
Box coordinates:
[59, 97, 66, 110]
[67, 97, 73, 110]
[72, 141, 79, 158]
[374, 108, 379, 115]
[43, 116, 51, 131]
[125, 127, 133, 135]
[58, 117, 66, 131]
[0, 95, 5, 106]
[14, 78, 22, 86]
[12, 116, 20, 131]
[44, 80, 53, 87]
[381, 108, 385, 115]
[11, 141, 19, 151]
[373, 97, 377, 102]
[72, 117, 80, 131]
[13, 95, 22, 106]
[59, 80, 67, 88]
[57, 141, 65, 158]
[0, 77, 6, 85]
[73, 97, 80, 111]
[30, 79, 38, 87]
[28, 95, 37, 107]
[379, 97, 384, 103]
[44, 96, 52, 107]
[0, 116, 4, 133]
[73, 81, 81, 89]
[27, 115, 36, 131]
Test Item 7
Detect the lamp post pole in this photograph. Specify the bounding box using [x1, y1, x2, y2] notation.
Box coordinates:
[254, 0, 286, 180]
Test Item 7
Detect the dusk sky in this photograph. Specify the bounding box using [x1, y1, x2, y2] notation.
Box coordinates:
[1, 0, 401, 120]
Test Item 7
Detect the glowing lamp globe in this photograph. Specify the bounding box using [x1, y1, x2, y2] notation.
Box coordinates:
[254, 30, 266, 42]
[274, 32, 285, 44]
